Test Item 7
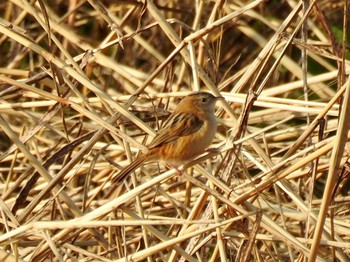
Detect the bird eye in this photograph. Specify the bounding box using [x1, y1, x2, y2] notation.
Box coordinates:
[200, 97, 208, 103]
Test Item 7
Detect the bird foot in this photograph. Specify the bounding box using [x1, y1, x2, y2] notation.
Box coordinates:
[165, 163, 183, 176]
[206, 147, 219, 154]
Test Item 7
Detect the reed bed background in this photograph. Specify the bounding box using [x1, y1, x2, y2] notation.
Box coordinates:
[0, 0, 349, 261]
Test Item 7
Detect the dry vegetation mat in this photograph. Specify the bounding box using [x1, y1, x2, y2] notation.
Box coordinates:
[0, 0, 350, 261]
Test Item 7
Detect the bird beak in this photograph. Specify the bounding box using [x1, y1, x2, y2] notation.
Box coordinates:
[215, 95, 225, 101]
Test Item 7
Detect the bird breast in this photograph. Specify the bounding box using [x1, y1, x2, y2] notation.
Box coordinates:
[158, 113, 217, 164]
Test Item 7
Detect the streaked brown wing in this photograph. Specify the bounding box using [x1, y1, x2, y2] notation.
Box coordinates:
[148, 112, 203, 149]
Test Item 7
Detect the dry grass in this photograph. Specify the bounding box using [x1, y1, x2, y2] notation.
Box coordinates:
[1, 0, 350, 261]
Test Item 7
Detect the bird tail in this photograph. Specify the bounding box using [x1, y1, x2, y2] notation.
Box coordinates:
[111, 154, 149, 184]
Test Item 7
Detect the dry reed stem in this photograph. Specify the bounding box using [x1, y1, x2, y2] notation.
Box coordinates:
[0, 0, 349, 261]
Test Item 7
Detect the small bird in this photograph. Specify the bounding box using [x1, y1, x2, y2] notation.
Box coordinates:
[112, 91, 223, 184]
